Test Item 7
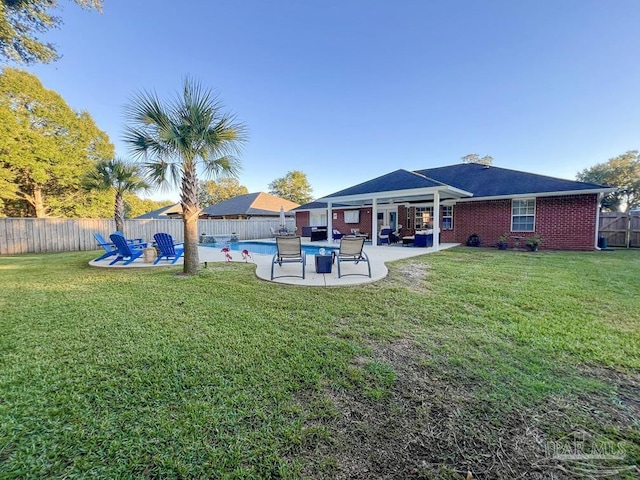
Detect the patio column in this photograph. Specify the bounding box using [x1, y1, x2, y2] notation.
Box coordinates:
[327, 202, 333, 241]
[372, 198, 378, 246]
[433, 190, 440, 251]
[594, 192, 603, 249]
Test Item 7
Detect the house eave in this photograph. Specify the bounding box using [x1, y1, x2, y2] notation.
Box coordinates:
[321, 185, 473, 205]
[452, 188, 616, 203]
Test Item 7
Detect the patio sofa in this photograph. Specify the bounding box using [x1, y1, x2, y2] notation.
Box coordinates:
[301, 226, 328, 242]
[402, 230, 433, 247]
[414, 232, 433, 247]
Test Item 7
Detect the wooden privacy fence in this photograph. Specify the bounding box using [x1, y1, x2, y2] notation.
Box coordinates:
[598, 212, 640, 248]
[0, 218, 296, 255]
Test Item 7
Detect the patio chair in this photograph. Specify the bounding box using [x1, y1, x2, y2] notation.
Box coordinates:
[378, 225, 392, 245]
[109, 233, 145, 265]
[271, 236, 306, 280]
[114, 230, 146, 246]
[153, 233, 184, 264]
[332, 229, 345, 242]
[93, 233, 119, 261]
[390, 225, 401, 244]
[336, 237, 371, 278]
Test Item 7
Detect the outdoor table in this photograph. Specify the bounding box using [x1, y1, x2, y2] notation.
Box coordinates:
[143, 246, 157, 263]
[315, 254, 333, 274]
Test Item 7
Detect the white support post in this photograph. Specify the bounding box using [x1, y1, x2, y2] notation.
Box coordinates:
[327, 202, 333, 242]
[433, 190, 440, 251]
[594, 193, 603, 250]
[372, 198, 378, 246]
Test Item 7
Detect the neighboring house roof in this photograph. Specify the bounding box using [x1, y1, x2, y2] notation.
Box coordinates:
[134, 203, 182, 219]
[415, 163, 610, 199]
[201, 192, 299, 217]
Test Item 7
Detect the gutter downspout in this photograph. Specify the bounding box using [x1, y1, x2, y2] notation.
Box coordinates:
[594, 193, 603, 250]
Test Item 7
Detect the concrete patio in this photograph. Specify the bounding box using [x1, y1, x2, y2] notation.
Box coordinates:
[89, 240, 459, 286]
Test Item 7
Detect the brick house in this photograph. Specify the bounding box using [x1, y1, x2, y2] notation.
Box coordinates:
[293, 163, 614, 251]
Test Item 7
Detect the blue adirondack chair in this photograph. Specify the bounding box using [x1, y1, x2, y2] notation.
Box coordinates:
[93, 233, 119, 261]
[153, 233, 184, 264]
[109, 233, 144, 265]
[113, 231, 146, 246]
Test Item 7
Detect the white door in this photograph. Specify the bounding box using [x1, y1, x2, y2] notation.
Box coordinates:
[377, 207, 398, 231]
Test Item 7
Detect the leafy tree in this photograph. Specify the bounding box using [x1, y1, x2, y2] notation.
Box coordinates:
[0, 68, 114, 217]
[124, 78, 246, 275]
[268, 170, 312, 205]
[0, 0, 103, 64]
[53, 190, 172, 219]
[0, 108, 18, 214]
[461, 153, 493, 166]
[83, 158, 149, 232]
[198, 177, 248, 206]
[577, 151, 640, 212]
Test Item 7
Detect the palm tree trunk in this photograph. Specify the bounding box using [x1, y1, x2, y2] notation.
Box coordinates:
[114, 192, 125, 232]
[181, 163, 200, 275]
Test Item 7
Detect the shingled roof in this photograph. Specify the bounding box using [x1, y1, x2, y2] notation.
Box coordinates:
[201, 192, 299, 218]
[134, 203, 182, 219]
[325, 169, 448, 198]
[294, 163, 611, 211]
[415, 163, 608, 198]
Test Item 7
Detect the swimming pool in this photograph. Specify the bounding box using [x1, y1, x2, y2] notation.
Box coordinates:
[202, 241, 337, 256]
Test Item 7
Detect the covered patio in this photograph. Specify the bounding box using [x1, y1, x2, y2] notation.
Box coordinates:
[301, 169, 473, 249]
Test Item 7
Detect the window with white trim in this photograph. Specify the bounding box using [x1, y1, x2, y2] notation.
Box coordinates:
[310, 211, 327, 226]
[511, 199, 535, 231]
[442, 205, 453, 230]
[414, 206, 434, 229]
[344, 210, 360, 223]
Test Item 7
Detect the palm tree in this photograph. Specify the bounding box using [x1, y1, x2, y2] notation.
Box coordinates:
[123, 78, 246, 275]
[83, 158, 149, 232]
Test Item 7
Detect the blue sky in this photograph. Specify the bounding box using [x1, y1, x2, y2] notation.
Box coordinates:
[24, 0, 640, 201]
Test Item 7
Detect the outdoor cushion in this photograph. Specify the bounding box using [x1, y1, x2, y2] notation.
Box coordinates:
[414, 233, 433, 248]
[332, 229, 345, 241]
[378, 226, 392, 245]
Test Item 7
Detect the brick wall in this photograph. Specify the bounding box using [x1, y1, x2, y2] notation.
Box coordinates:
[398, 207, 409, 237]
[448, 194, 598, 250]
[332, 208, 373, 236]
[296, 194, 598, 250]
[296, 208, 373, 237]
[295, 211, 309, 230]
[449, 199, 512, 247]
[440, 226, 456, 243]
[536, 195, 598, 250]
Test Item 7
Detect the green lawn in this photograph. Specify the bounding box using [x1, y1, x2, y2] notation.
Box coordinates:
[0, 248, 638, 479]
